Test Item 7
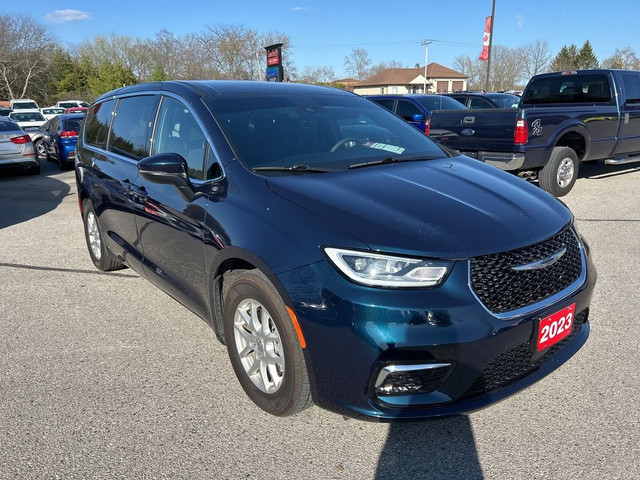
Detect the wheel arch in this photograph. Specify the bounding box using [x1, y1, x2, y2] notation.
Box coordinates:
[207, 246, 296, 345]
[549, 123, 590, 161]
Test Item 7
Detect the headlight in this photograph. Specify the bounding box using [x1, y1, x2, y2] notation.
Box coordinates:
[325, 248, 451, 288]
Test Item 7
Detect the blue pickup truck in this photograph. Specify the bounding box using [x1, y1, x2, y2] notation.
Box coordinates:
[429, 69, 640, 196]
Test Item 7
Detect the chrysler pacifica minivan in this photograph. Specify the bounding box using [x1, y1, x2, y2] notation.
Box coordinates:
[75, 81, 596, 420]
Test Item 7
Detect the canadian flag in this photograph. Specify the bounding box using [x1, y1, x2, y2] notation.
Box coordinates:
[479, 16, 492, 61]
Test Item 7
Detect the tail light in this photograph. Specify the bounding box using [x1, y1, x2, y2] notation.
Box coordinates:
[424, 117, 431, 136]
[10, 135, 32, 144]
[514, 119, 528, 145]
[61, 131, 78, 138]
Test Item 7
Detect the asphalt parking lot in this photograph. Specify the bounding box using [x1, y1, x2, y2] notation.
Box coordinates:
[1, 158, 639, 479]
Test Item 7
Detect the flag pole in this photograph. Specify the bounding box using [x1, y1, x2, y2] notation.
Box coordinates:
[484, 0, 496, 92]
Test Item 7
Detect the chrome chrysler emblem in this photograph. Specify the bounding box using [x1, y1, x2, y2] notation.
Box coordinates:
[511, 247, 567, 271]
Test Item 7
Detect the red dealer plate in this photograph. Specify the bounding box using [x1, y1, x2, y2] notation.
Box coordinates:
[536, 303, 576, 352]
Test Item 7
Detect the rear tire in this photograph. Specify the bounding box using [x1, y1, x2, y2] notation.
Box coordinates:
[539, 147, 578, 197]
[82, 199, 126, 271]
[223, 269, 312, 416]
[34, 139, 47, 161]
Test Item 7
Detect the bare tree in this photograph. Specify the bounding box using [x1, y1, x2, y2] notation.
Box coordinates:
[490, 45, 526, 91]
[453, 55, 485, 90]
[369, 60, 406, 77]
[601, 47, 640, 70]
[0, 14, 57, 99]
[520, 39, 553, 82]
[75, 33, 148, 81]
[344, 47, 372, 80]
[296, 66, 336, 84]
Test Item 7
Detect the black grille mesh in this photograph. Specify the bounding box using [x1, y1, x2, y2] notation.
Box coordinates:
[470, 227, 583, 313]
[377, 366, 453, 396]
[465, 309, 587, 398]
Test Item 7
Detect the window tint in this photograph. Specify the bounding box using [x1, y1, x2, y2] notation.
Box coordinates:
[84, 99, 115, 149]
[62, 118, 83, 132]
[521, 74, 612, 104]
[152, 96, 207, 179]
[370, 98, 395, 112]
[109, 96, 156, 161]
[0, 120, 19, 132]
[621, 73, 640, 103]
[395, 100, 423, 120]
[468, 97, 492, 109]
[49, 117, 59, 131]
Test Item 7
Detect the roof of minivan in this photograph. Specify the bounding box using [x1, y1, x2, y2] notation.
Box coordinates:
[94, 81, 353, 104]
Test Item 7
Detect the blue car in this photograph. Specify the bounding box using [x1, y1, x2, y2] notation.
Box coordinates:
[76, 81, 596, 420]
[40, 113, 85, 169]
[365, 94, 467, 134]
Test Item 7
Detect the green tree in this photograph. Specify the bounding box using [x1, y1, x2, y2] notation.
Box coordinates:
[550, 44, 579, 71]
[577, 41, 599, 68]
[87, 61, 137, 97]
[149, 64, 167, 82]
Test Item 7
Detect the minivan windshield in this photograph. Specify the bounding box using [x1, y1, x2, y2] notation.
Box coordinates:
[205, 92, 449, 172]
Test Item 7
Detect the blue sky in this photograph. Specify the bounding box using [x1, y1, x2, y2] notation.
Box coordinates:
[4, 1, 637, 78]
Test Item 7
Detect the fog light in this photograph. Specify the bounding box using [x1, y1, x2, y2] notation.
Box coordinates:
[374, 363, 452, 396]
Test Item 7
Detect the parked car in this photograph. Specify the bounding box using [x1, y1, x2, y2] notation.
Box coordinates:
[41, 106, 66, 120]
[0, 117, 39, 174]
[65, 106, 88, 114]
[429, 69, 640, 196]
[40, 113, 84, 169]
[444, 92, 520, 109]
[76, 81, 595, 420]
[56, 100, 89, 109]
[8, 110, 47, 133]
[365, 94, 467, 134]
[10, 98, 40, 110]
[0, 107, 11, 117]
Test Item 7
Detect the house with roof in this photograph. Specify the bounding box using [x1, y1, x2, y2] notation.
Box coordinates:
[352, 63, 467, 95]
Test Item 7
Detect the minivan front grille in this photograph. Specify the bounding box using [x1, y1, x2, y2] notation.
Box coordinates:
[464, 309, 587, 398]
[470, 227, 582, 314]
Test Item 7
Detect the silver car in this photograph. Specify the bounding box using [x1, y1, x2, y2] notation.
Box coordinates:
[0, 118, 39, 174]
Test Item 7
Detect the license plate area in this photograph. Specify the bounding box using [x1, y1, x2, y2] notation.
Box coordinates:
[535, 303, 576, 352]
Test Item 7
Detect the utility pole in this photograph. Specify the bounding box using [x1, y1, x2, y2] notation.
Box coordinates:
[484, 0, 496, 92]
[422, 39, 434, 94]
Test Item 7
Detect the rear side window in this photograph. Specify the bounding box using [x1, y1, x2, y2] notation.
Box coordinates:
[84, 99, 115, 149]
[109, 96, 157, 160]
[370, 98, 395, 111]
[620, 72, 640, 104]
[521, 74, 612, 105]
[396, 100, 424, 120]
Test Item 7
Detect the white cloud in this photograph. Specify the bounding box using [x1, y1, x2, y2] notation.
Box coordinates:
[516, 14, 524, 29]
[291, 6, 313, 13]
[45, 10, 93, 24]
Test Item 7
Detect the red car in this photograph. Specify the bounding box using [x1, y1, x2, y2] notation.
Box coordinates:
[65, 107, 88, 114]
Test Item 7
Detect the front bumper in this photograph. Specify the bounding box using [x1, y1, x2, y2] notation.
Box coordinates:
[278, 243, 596, 421]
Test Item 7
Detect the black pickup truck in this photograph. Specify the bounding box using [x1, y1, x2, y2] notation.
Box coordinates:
[430, 69, 640, 196]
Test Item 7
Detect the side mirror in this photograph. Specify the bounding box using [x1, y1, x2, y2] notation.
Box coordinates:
[138, 153, 195, 201]
[412, 113, 426, 123]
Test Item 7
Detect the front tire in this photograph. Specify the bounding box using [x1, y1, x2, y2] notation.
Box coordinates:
[539, 147, 578, 197]
[82, 199, 126, 271]
[223, 269, 312, 416]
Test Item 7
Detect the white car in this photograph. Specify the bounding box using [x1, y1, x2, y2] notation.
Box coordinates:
[8, 110, 46, 133]
[41, 106, 67, 120]
[56, 100, 89, 109]
[10, 98, 40, 110]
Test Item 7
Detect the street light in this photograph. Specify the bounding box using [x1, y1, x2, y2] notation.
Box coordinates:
[422, 39, 434, 93]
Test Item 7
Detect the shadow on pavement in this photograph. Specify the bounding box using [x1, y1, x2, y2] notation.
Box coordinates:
[0, 161, 72, 229]
[578, 159, 640, 180]
[375, 416, 483, 480]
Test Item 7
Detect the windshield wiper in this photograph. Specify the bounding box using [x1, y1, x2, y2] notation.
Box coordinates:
[252, 164, 331, 173]
[347, 155, 433, 170]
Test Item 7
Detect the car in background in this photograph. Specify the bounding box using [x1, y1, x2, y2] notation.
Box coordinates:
[10, 98, 40, 110]
[444, 92, 521, 109]
[41, 107, 66, 120]
[40, 113, 84, 169]
[0, 117, 39, 174]
[0, 107, 11, 117]
[365, 94, 467, 134]
[65, 106, 88, 114]
[56, 100, 89, 109]
[8, 110, 47, 133]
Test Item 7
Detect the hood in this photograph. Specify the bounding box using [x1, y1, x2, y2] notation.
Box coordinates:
[266, 156, 571, 258]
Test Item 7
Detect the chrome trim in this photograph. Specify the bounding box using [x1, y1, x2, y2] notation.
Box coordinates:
[511, 246, 566, 271]
[468, 229, 587, 320]
[374, 363, 452, 388]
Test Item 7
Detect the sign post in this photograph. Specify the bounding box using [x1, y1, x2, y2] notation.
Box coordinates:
[265, 43, 284, 82]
